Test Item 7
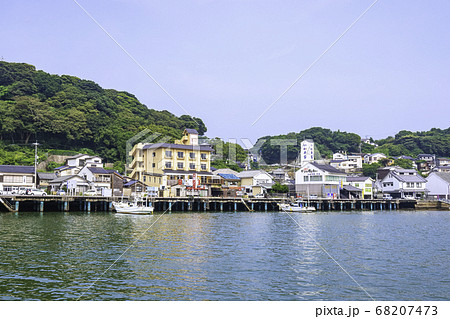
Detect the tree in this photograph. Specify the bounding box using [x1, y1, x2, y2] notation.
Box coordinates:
[362, 163, 381, 179]
[270, 182, 289, 193]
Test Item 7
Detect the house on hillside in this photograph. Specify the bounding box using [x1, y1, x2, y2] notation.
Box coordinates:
[269, 168, 289, 183]
[364, 153, 386, 164]
[55, 154, 104, 177]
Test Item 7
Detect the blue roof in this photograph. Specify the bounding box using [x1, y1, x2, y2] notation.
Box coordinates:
[218, 173, 240, 180]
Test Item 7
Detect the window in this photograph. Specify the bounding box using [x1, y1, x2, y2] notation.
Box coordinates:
[416, 183, 421, 188]
[152, 163, 156, 168]
[143, 176, 146, 182]
[165, 150, 172, 158]
[310, 176, 322, 182]
[177, 162, 184, 169]
[201, 164, 207, 170]
[201, 153, 207, 160]
[303, 176, 309, 182]
[177, 152, 184, 158]
[165, 162, 172, 169]
[406, 182, 414, 188]
[190, 163, 195, 170]
[152, 152, 156, 157]
[189, 152, 195, 159]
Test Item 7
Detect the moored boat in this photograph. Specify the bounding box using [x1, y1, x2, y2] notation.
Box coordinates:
[278, 201, 316, 213]
[113, 198, 154, 215]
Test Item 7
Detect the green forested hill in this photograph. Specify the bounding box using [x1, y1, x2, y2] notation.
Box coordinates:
[0, 61, 206, 166]
[257, 127, 450, 164]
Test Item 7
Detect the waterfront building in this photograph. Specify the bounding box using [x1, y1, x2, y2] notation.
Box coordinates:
[37, 172, 57, 190]
[345, 176, 374, 199]
[0, 165, 35, 193]
[78, 166, 123, 196]
[48, 175, 90, 195]
[364, 153, 387, 164]
[129, 129, 214, 196]
[379, 168, 427, 199]
[300, 139, 314, 165]
[236, 170, 273, 196]
[295, 162, 347, 198]
[122, 179, 147, 197]
[426, 172, 450, 200]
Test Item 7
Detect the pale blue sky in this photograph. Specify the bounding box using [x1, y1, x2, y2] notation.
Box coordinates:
[1, 0, 449, 144]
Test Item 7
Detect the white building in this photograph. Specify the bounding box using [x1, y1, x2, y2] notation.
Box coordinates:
[426, 172, 450, 200]
[346, 176, 374, 199]
[55, 154, 104, 177]
[330, 153, 363, 173]
[0, 165, 35, 193]
[236, 170, 274, 196]
[300, 139, 314, 165]
[364, 153, 387, 164]
[380, 168, 427, 199]
[295, 162, 347, 198]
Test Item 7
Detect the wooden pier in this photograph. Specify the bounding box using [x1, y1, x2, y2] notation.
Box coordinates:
[0, 195, 422, 213]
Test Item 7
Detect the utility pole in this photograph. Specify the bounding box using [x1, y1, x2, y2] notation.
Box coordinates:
[32, 141, 40, 189]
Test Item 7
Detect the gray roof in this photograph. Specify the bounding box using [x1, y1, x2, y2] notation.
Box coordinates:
[310, 162, 346, 175]
[38, 172, 57, 180]
[270, 168, 286, 174]
[143, 143, 213, 152]
[49, 175, 87, 183]
[393, 173, 426, 183]
[66, 153, 89, 159]
[88, 167, 110, 174]
[346, 176, 371, 182]
[0, 165, 34, 174]
[343, 185, 363, 192]
[430, 172, 450, 184]
[184, 129, 199, 134]
[213, 168, 239, 176]
[237, 170, 269, 178]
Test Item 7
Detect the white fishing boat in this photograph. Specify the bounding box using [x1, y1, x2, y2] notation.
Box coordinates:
[113, 198, 154, 215]
[279, 201, 316, 212]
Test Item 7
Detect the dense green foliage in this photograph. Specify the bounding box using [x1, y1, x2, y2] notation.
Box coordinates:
[210, 159, 243, 172]
[257, 127, 362, 164]
[375, 129, 450, 157]
[0, 61, 207, 164]
[257, 127, 450, 164]
[270, 182, 289, 193]
[362, 163, 382, 179]
[393, 158, 413, 169]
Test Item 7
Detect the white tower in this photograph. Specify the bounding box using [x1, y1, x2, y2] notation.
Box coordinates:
[300, 139, 314, 165]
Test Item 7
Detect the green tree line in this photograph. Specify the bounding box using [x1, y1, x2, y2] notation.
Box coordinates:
[0, 61, 207, 165]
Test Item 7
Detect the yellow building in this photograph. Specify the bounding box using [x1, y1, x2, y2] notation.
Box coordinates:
[129, 129, 214, 194]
